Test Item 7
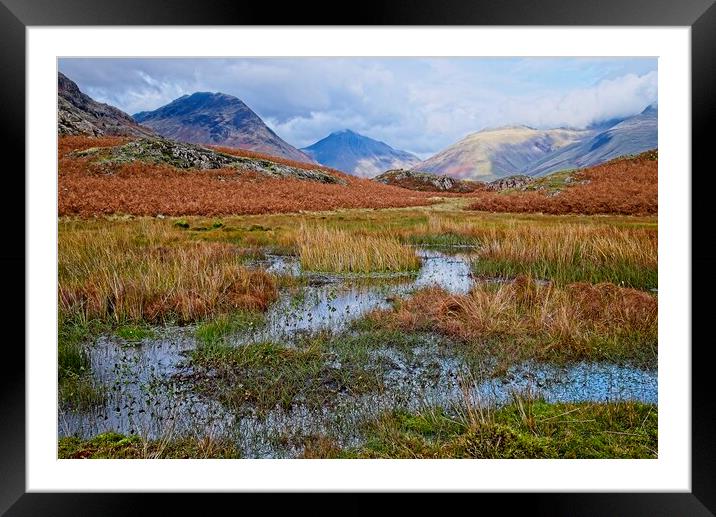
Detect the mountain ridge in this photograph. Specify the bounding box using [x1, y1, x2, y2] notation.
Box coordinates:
[58, 72, 155, 138]
[133, 92, 314, 163]
[524, 104, 658, 177]
[412, 126, 592, 182]
[411, 105, 657, 181]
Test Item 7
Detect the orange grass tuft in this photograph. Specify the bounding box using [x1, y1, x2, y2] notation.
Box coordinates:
[368, 277, 657, 361]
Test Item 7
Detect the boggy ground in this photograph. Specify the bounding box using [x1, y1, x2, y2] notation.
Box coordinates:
[58, 200, 657, 458]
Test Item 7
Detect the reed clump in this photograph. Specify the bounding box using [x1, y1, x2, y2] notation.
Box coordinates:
[59, 221, 278, 324]
[366, 276, 657, 364]
[297, 226, 420, 273]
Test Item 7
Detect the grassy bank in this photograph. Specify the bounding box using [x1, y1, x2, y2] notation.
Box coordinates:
[59, 399, 656, 459]
[361, 277, 657, 367]
[336, 399, 657, 459]
[58, 432, 240, 459]
[59, 221, 278, 325]
[471, 223, 657, 289]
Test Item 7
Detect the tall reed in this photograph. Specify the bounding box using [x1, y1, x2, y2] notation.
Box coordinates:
[59, 221, 277, 324]
[297, 226, 420, 273]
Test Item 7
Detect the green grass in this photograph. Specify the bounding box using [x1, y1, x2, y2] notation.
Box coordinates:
[115, 324, 155, 342]
[58, 432, 240, 459]
[473, 257, 658, 290]
[189, 334, 383, 415]
[194, 311, 266, 346]
[337, 400, 657, 459]
[58, 316, 108, 409]
[405, 233, 478, 248]
[521, 169, 575, 194]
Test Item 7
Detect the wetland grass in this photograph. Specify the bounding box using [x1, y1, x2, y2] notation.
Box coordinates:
[189, 334, 383, 415]
[58, 432, 240, 459]
[297, 226, 420, 274]
[59, 222, 278, 325]
[338, 399, 657, 459]
[471, 223, 657, 289]
[362, 276, 657, 366]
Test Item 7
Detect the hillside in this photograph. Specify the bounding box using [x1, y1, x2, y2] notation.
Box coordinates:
[133, 92, 313, 163]
[302, 130, 420, 177]
[525, 104, 658, 176]
[468, 150, 658, 215]
[413, 126, 591, 181]
[58, 72, 155, 138]
[58, 136, 435, 217]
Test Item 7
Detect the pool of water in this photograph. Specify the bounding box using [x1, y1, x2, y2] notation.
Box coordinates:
[58, 248, 657, 457]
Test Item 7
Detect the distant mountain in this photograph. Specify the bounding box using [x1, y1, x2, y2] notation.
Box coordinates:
[413, 126, 591, 182]
[58, 72, 155, 137]
[133, 92, 313, 163]
[301, 130, 420, 177]
[525, 103, 658, 177]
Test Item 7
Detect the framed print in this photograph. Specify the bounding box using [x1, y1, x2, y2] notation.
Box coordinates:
[4, 0, 715, 513]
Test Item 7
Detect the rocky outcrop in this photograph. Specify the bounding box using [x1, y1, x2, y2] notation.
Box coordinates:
[373, 169, 483, 193]
[58, 72, 155, 137]
[486, 175, 534, 191]
[75, 138, 345, 184]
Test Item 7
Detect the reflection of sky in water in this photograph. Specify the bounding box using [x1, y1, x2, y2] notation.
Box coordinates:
[59, 248, 657, 457]
[260, 250, 473, 337]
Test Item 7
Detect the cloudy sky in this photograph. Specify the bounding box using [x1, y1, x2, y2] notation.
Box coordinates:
[59, 57, 657, 158]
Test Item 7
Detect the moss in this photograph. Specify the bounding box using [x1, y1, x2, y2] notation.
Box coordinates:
[189, 332, 386, 415]
[115, 324, 155, 343]
[58, 432, 240, 459]
[194, 311, 266, 346]
[346, 401, 657, 459]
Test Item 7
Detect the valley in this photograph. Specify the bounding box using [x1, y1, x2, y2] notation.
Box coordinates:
[56, 66, 659, 459]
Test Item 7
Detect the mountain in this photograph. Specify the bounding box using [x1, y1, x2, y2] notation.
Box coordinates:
[133, 92, 313, 163]
[412, 126, 591, 182]
[301, 129, 420, 177]
[58, 72, 155, 137]
[525, 103, 658, 176]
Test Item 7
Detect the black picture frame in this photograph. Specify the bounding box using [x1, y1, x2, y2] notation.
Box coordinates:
[3, 0, 714, 514]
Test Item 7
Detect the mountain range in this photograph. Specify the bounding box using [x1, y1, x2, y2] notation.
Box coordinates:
[523, 103, 658, 177]
[133, 92, 313, 163]
[411, 106, 657, 181]
[58, 71, 657, 181]
[413, 126, 591, 181]
[300, 130, 420, 177]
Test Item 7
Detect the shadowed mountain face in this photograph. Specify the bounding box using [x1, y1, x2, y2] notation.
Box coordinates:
[525, 104, 658, 177]
[133, 92, 314, 163]
[58, 72, 155, 137]
[301, 130, 420, 177]
[413, 126, 592, 182]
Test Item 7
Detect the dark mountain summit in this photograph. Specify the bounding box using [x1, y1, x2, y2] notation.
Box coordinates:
[133, 92, 313, 163]
[58, 72, 155, 137]
[301, 129, 420, 177]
